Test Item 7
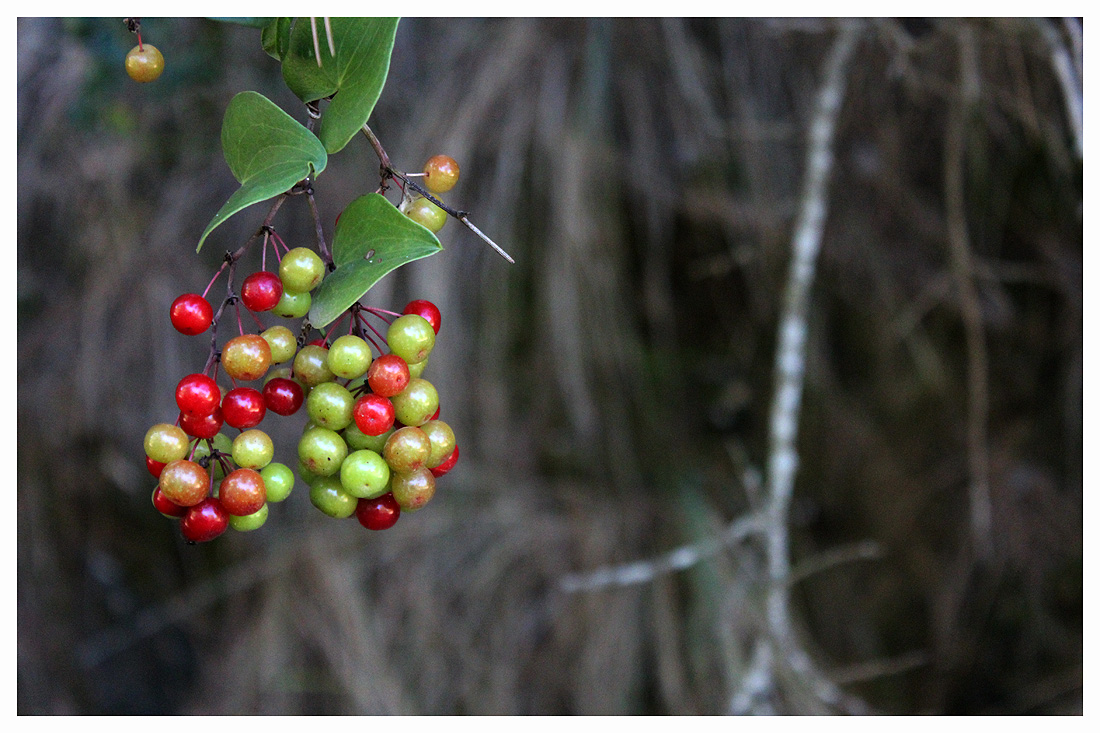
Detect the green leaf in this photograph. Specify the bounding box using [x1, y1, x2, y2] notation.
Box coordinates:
[308, 194, 443, 327]
[209, 17, 275, 28]
[281, 17, 399, 154]
[197, 91, 327, 252]
[261, 17, 292, 60]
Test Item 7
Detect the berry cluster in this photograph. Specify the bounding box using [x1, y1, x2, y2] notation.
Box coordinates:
[146, 213, 460, 543]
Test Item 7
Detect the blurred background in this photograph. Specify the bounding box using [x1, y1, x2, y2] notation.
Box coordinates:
[17, 17, 1082, 714]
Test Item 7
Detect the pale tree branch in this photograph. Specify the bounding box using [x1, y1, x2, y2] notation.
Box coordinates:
[761, 18, 865, 714]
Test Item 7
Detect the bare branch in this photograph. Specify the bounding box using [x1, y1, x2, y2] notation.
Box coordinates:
[558, 513, 763, 593]
[761, 19, 865, 714]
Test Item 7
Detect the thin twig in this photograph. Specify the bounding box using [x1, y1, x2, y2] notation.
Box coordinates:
[558, 513, 763, 593]
[360, 124, 516, 264]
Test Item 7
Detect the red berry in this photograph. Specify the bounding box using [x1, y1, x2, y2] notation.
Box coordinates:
[170, 293, 213, 335]
[146, 456, 167, 479]
[181, 497, 229, 543]
[222, 387, 267, 429]
[240, 271, 283, 312]
[176, 373, 221, 417]
[180, 406, 224, 439]
[152, 486, 187, 518]
[262, 377, 305, 416]
[366, 354, 410, 398]
[402, 300, 441, 334]
[356, 493, 401, 530]
[430, 444, 459, 478]
[353, 393, 396, 436]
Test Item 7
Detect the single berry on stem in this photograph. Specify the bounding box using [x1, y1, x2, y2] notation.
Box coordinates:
[170, 293, 213, 335]
[309, 476, 359, 519]
[327, 335, 373, 380]
[390, 466, 436, 512]
[176, 373, 221, 417]
[293, 344, 335, 387]
[271, 289, 311, 319]
[382, 426, 431, 475]
[231, 429, 275, 470]
[422, 155, 460, 194]
[241, 271, 284, 312]
[125, 43, 165, 83]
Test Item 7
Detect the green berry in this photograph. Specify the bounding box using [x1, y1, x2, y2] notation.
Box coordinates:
[309, 476, 358, 518]
[407, 356, 428, 378]
[387, 314, 435, 365]
[420, 420, 456, 469]
[327, 335, 373, 379]
[231, 429, 275, 470]
[279, 247, 326, 293]
[144, 423, 190, 464]
[306, 382, 355, 431]
[261, 325, 298, 364]
[340, 449, 391, 499]
[298, 426, 348, 477]
[259, 462, 295, 502]
[293, 344, 335, 387]
[390, 377, 439, 427]
[403, 196, 447, 233]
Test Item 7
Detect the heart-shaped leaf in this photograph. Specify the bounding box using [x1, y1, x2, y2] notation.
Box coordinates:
[281, 17, 399, 154]
[260, 17, 292, 60]
[197, 91, 327, 251]
[308, 193, 443, 328]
